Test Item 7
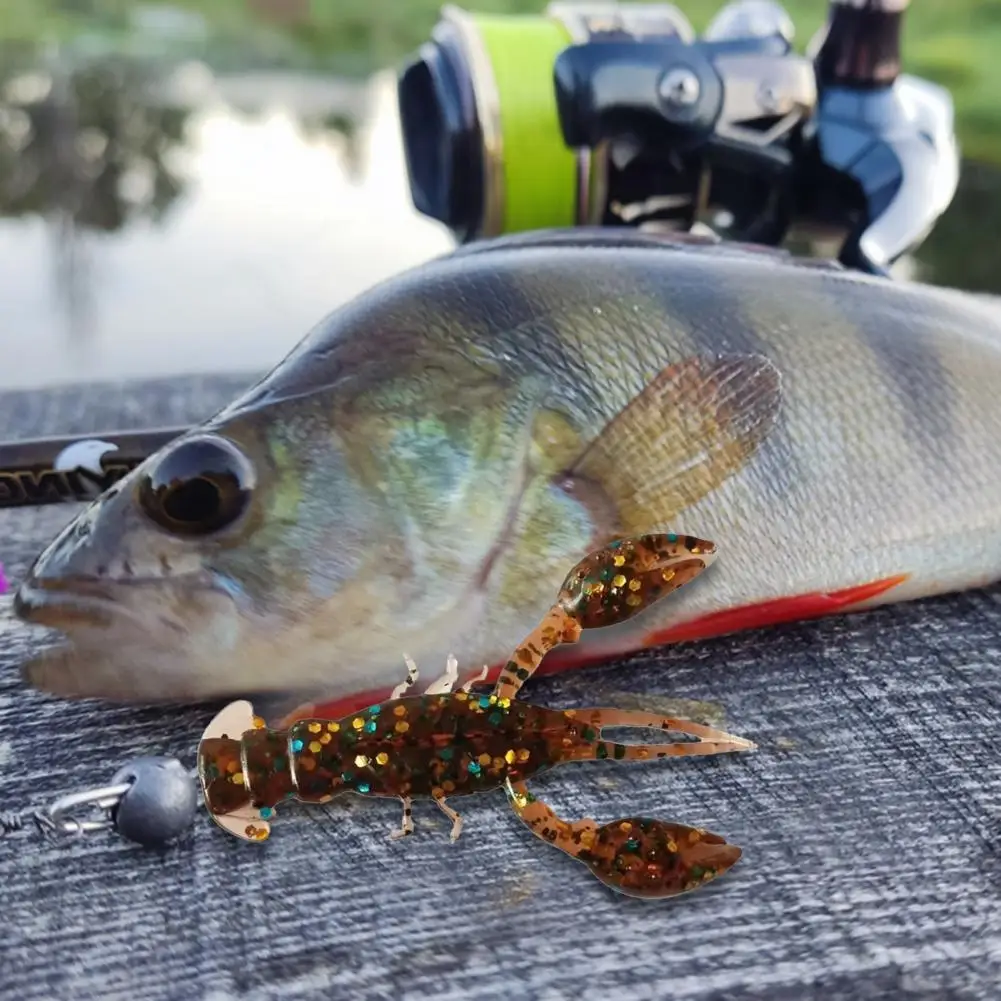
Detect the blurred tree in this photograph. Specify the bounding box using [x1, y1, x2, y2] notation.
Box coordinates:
[248, 0, 310, 24]
[0, 51, 189, 230]
[0, 46, 193, 340]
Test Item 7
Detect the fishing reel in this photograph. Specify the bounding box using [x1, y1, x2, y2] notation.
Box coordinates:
[398, 0, 960, 275]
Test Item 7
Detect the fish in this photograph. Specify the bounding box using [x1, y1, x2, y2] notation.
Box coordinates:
[13, 228, 1001, 717]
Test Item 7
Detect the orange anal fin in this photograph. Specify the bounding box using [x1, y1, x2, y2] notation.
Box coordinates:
[644, 573, 911, 646]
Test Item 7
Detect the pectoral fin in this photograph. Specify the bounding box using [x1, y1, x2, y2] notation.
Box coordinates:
[565, 354, 782, 531]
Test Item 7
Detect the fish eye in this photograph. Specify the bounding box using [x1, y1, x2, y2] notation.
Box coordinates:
[137, 435, 256, 537]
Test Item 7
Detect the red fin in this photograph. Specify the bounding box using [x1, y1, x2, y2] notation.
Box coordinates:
[644, 574, 911, 646]
[531, 644, 624, 676]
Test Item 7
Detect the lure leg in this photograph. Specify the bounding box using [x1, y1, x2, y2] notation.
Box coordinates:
[431, 790, 463, 842]
[281, 653, 421, 724]
[388, 796, 414, 841]
[505, 779, 596, 849]
[493, 606, 581, 702]
[390, 655, 420, 700]
[424, 654, 459, 695]
[504, 778, 741, 899]
[460, 665, 489, 693]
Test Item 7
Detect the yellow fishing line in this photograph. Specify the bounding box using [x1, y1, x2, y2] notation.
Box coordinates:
[473, 13, 578, 232]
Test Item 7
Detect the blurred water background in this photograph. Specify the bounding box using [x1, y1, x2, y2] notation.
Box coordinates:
[0, 0, 998, 391]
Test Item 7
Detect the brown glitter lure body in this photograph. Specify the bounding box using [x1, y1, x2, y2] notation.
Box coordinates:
[197, 532, 755, 898]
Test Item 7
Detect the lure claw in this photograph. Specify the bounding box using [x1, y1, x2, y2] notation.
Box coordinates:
[579, 818, 741, 899]
[504, 777, 744, 900]
[559, 533, 717, 630]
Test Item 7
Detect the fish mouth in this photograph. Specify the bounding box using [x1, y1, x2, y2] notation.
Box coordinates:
[14, 575, 189, 636]
[15, 568, 254, 702]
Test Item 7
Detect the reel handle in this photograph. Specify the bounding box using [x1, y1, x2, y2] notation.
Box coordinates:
[812, 0, 910, 89]
[809, 0, 958, 273]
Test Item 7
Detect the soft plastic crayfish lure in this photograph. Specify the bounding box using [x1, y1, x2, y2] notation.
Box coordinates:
[197, 532, 756, 899]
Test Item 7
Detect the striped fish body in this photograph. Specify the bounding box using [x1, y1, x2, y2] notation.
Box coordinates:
[15, 231, 1001, 706]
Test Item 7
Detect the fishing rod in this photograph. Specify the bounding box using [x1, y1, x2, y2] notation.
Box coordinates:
[0, 0, 959, 511]
[0, 428, 183, 509]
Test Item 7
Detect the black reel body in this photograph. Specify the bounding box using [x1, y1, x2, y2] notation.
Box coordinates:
[398, 1, 960, 274]
[552, 31, 811, 244]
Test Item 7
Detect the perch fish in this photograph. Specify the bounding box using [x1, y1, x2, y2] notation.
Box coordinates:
[14, 230, 1001, 713]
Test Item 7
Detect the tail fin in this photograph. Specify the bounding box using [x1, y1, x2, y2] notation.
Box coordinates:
[197, 699, 273, 843]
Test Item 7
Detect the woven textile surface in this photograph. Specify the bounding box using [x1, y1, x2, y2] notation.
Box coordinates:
[0, 375, 998, 1001]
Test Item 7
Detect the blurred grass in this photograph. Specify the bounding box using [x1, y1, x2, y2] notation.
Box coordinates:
[4, 0, 1001, 162]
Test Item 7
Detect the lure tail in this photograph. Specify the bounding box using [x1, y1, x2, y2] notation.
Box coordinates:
[557, 708, 757, 763]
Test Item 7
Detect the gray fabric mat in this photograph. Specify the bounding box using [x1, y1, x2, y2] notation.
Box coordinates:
[0, 375, 998, 1001]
